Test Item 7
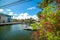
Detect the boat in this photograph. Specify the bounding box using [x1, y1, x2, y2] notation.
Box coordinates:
[24, 26, 37, 31]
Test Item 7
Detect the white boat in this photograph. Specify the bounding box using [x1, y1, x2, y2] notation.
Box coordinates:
[24, 26, 37, 31]
[24, 26, 33, 30]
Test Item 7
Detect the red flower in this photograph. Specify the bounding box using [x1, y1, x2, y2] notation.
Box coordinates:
[36, 31, 40, 35]
[45, 22, 49, 25]
[58, 22, 60, 24]
[48, 29, 52, 32]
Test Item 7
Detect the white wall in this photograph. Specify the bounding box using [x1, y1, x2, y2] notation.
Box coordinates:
[0, 15, 8, 23]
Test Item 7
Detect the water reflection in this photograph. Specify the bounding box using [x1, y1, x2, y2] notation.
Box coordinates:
[0, 24, 32, 40]
[0, 25, 11, 40]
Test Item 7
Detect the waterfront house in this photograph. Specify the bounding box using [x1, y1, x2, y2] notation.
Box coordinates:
[0, 13, 11, 23]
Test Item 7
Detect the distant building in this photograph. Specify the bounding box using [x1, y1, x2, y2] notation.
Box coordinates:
[0, 13, 12, 23]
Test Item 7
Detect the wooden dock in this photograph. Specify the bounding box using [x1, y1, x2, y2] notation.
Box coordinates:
[0, 22, 21, 26]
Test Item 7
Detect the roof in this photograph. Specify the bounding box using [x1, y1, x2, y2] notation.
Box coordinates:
[0, 13, 11, 17]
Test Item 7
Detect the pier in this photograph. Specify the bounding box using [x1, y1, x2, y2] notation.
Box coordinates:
[0, 22, 21, 26]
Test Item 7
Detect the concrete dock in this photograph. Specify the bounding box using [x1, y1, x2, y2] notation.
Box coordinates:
[0, 22, 21, 26]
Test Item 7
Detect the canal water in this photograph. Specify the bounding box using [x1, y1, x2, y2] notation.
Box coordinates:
[0, 24, 33, 40]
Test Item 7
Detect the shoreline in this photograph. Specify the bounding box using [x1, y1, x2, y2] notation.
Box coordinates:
[0, 22, 21, 26]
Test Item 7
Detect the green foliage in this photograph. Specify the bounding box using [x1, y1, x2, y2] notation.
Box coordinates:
[31, 22, 39, 30]
[31, 0, 60, 40]
[38, 5, 60, 40]
[37, 12, 42, 19]
[38, 0, 54, 8]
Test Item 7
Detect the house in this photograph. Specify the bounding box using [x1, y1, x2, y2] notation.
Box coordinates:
[0, 13, 12, 23]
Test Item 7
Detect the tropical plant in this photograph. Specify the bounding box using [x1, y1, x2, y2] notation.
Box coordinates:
[31, 0, 60, 40]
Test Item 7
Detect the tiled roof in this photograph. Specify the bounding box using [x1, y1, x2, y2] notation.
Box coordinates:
[0, 13, 11, 17]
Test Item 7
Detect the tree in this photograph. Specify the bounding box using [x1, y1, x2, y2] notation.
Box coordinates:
[37, 0, 60, 40]
[38, 0, 54, 9]
[31, 0, 60, 40]
[37, 12, 41, 19]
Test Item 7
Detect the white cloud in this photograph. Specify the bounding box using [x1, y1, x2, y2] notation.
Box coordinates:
[17, 13, 29, 20]
[31, 15, 39, 21]
[16, 12, 39, 21]
[0, 9, 4, 12]
[7, 9, 11, 12]
[8, 12, 13, 15]
[14, 13, 18, 16]
[27, 6, 36, 10]
[12, 16, 17, 19]
[0, 8, 38, 21]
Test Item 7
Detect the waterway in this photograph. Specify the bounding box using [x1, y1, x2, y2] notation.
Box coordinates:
[0, 24, 33, 40]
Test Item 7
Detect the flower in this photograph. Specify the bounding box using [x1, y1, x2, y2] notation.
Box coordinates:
[45, 22, 49, 25]
[36, 31, 40, 35]
[58, 22, 60, 24]
[48, 29, 52, 32]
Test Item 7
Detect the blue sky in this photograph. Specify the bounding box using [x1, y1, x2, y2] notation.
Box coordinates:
[0, 0, 42, 20]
